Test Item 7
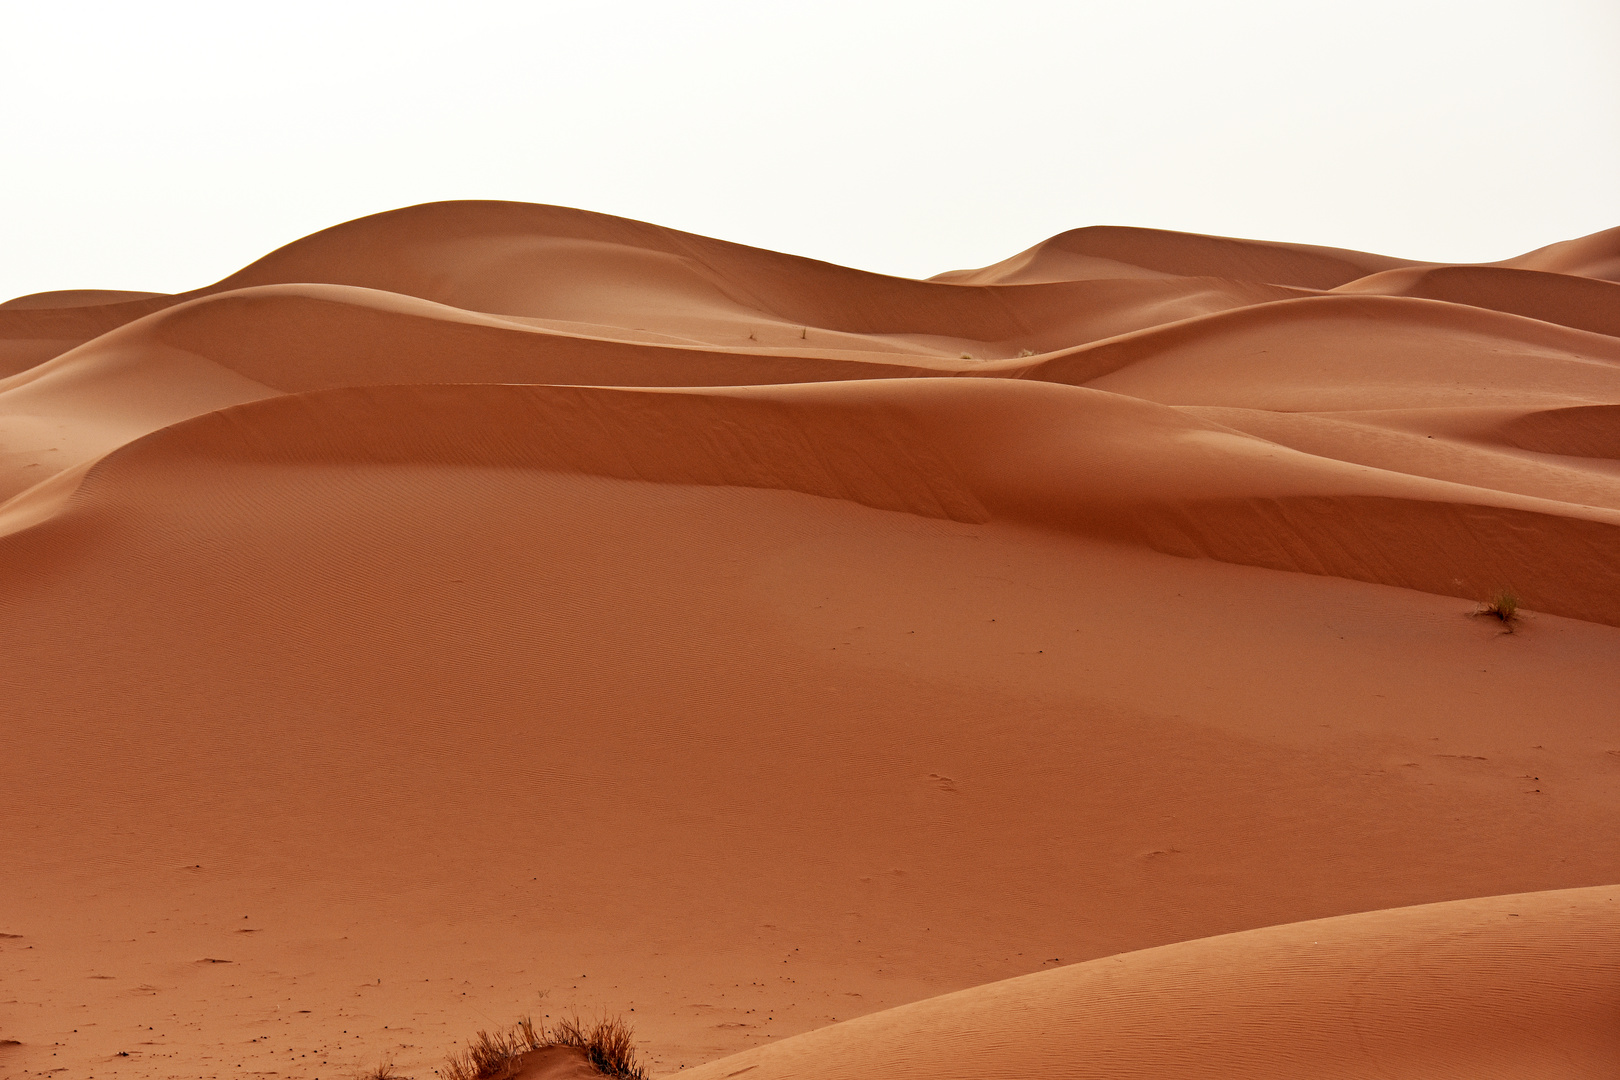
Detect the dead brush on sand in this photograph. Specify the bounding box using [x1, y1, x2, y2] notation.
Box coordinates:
[1476, 588, 1522, 631]
[440, 1014, 646, 1080]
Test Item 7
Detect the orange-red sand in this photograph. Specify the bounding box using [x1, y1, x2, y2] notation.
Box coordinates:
[1, 203, 1616, 1079]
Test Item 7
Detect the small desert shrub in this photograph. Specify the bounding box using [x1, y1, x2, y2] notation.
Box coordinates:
[441, 1014, 645, 1080]
[1017, 348, 1037, 358]
[442, 1026, 529, 1080]
[1477, 589, 1520, 628]
[548, 1015, 645, 1080]
[360, 1062, 403, 1080]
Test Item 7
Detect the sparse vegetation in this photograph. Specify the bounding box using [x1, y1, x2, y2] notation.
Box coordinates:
[1017, 348, 1037, 358]
[440, 1025, 528, 1080]
[550, 1015, 644, 1080]
[440, 1014, 646, 1080]
[1476, 588, 1521, 630]
[359, 1061, 403, 1080]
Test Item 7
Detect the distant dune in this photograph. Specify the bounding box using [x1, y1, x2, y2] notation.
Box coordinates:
[1, 204, 1615, 1079]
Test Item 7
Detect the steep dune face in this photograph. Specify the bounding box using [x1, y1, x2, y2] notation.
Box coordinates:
[1501, 403, 1620, 458]
[2, 203, 1618, 1079]
[22, 377, 1620, 624]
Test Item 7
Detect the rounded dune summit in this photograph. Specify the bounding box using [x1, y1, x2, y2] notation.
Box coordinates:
[0, 202, 1616, 1079]
[678, 887, 1620, 1080]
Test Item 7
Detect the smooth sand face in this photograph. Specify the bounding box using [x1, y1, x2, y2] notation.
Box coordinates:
[1, 203, 1616, 1079]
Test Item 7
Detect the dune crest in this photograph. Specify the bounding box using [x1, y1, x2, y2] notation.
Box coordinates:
[931, 223, 1424, 287]
[3, 202, 1617, 1080]
[22, 376, 1620, 625]
[680, 887, 1620, 1080]
[1497, 224, 1620, 282]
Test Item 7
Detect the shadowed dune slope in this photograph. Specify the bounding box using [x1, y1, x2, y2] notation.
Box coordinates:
[16, 377, 1620, 625]
[0, 282, 931, 502]
[679, 887, 1620, 1080]
[1501, 403, 1620, 459]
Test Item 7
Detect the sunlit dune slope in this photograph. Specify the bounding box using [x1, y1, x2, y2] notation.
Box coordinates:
[1019, 293, 1620, 410]
[677, 887, 1620, 1080]
[0, 283, 921, 499]
[1335, 265, 1620, 339]
[205, 202, 1311, 339]
[2, 202, 1618, 1080]
[930, 223, 1424, 287]
[1499, 223, 1620, 282]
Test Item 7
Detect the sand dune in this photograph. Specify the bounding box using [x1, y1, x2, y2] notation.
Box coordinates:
[931, 223, 1422, 287]
[678, 887, 1620, 1080]
[26, 377, 1620, 626]
[1498, 224, 1620, 282]
[0, 288, 169, 311]
[1019, 293, 1620, 409]
[1335, 264, 1620, 339]
[1, 203, 1617, 1079]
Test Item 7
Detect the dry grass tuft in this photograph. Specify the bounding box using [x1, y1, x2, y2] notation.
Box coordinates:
[547, 1014, 645, 1080]
[441, 1014, 646, 1080]
[359, 1062, 403, 1080]
[1477, 588, 1521, 630]
[441, 1026, 527, 1080]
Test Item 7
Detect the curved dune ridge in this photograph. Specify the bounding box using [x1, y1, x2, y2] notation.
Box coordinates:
[1, 203, 1618, 1079]
[678, 887, 1620, 1080]
[56, 378, 1620, 626]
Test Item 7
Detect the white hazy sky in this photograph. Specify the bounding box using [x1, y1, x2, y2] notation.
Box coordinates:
[4, 0, 1617, 298]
